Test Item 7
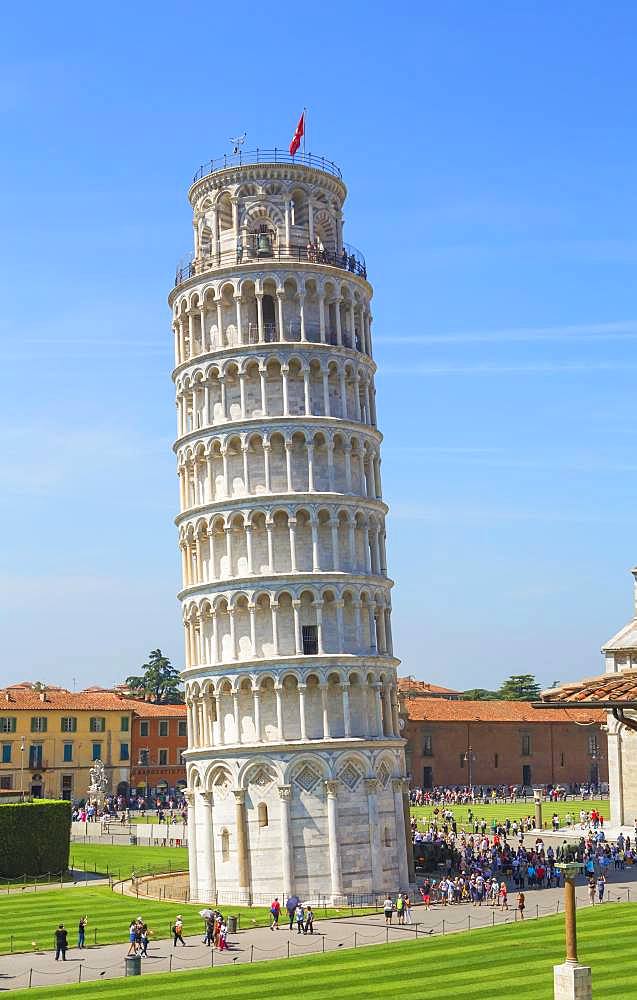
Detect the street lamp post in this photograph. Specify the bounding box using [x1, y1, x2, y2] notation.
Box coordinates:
[463, 746, 476, 791]
[553, 862, 592, 1000]
[19, 737, 25, 800]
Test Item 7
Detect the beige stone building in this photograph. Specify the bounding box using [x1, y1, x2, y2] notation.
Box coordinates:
[170, 148, 410, 904]
[541, 567, 637, 829]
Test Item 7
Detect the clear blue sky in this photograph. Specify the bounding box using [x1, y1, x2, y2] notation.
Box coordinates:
[1, 2, 635, 692]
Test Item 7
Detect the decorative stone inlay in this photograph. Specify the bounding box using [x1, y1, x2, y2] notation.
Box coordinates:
[377, 762, 391, 788]
[338, 762, 362, 791]
[294, 764, 322, 793]
[249, 765, 274, 789]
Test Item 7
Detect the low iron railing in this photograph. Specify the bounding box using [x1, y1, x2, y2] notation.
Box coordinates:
[175, 241, 367, 287]
[192, 148, 342, 183]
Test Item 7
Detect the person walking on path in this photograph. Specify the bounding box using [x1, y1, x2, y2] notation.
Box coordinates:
[54, 925, 68, 961]
[270, 898, 281, 930]
[304, 906, 314, 935]
[597, 873, 606, 903]
[517, 892, 525, 920]
[77, 916, 87, 949]
[588, 877, 596, 906]
[127, 920, 137, 956]
[384, 897, 394, 924]
[286, 896, 299, 931]
[295, 903, 305, 934]
[173, 915, 186, 946]
[140, 924, 149, 957]
[404, 894, 412, 924]
[396, 893, 405, 925]
[218, 919, 228, 951]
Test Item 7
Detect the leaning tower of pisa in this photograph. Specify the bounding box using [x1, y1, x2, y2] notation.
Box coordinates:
[169, 148, 412, 905]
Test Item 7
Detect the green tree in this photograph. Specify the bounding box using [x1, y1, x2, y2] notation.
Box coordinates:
[497, 674, 541, 701]
[461, 688, 499, 701]
[125, 649, 183, 703]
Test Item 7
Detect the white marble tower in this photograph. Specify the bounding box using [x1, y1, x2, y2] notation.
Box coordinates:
[169, 148, 412, 904]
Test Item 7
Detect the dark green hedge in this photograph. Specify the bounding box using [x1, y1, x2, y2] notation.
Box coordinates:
[0, 800, 71, 877]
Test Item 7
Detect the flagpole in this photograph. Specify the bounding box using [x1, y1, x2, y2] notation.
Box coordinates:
[303, 107, 307, 155]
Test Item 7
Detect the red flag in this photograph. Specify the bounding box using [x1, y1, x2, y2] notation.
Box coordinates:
[289, 111, 305, 156]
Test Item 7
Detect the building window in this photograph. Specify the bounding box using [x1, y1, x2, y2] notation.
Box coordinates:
[0, 718, 16, 733]
[459, 754, 465, 769]
[61, 775, 73, 800]
[89, 717, 106, 733]
[63, 742, 73, 763]
[140, 721, 149, 737]
[521, 734, 532, 757]
[179, 750, 186, 765]
[1, 743, 11, 764]
[178, 720, 187, 737]
[29, 744, 43, 769]
[588, 734, 599, 757]
[31, 717, 47, 733]
[60, 717, 77, 733]
[158, 749, 168, 766]
[138, 749, 150, 767]
[494, 753, 499, 769]
[120, 717, 129, 732]
[302, 625, 318, 655]
[0, 776, 12, 790]
[221, 829, 230, 862]
[258, 802, 268, 827]
[120, 743, 129, 762]
[560, 752, 565, 767]
[422, 734, 433, 756]
[159, 720, 169, 738]
[92, 742, 102, 761]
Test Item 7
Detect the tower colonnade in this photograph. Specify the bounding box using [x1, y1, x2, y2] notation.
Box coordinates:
[172, 153, 412, 904]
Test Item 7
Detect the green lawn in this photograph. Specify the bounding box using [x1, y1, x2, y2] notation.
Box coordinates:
[10, 903, 637, 999]
[69, 844, 188, 881]
[0, 886, 372, 954]
[411, 798, 607, 830]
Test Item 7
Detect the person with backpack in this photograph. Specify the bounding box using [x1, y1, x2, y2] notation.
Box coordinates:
[77, 915, 87, 949]
[383, 896, 394, 924]
[304, 906, 314, 935]
[295, 903, 305, 934]
[54, 924, 68, 961]
[172, 915, 186, 946]
[270, 897, 281, 930]
[396, 893, 405, 924]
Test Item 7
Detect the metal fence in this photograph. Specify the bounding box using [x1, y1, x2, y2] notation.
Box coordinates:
[175, 241, 367, 286]
[192, 149, 343, 183]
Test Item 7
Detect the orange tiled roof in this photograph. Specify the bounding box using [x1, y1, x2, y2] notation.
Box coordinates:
[540, 669, 637, 706]
[398, 678, 461, 696]
[0, 684, 131, 712]
[404, 697, 605, 724]
[130, 701, 186, 717]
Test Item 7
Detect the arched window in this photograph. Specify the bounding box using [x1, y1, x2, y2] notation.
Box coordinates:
[221, 828, 230, 862]
[258, 802, 269, 827]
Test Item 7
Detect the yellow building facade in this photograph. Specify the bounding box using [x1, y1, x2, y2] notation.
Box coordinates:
[0, 684, 133, 801]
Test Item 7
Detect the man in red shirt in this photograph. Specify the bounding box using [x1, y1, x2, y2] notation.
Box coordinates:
[270, 898, 281, 930]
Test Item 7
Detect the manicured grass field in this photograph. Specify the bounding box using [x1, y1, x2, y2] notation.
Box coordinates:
[411, 798, 607, 831]
[0, 886, 371, 954]
[10, 903, 637, 999]
[69, 844, 188, 881]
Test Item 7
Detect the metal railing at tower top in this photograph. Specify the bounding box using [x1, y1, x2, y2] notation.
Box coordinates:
[174, 240, 367, 287]
[192, 149, 343, 182]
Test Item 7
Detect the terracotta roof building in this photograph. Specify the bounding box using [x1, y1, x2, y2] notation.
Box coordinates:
[129, 701, 187, 799]
[397, 677, 462, 699]
[402, 691, 607, 791]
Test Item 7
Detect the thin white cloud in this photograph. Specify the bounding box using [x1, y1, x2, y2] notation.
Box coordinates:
[375, 320, 637, 346]
[381, 361, 637, 376]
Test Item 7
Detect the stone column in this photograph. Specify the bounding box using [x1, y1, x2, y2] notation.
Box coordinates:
[311, 518, 320, 571]
[298, 683, 308, 740]
[233, 789, 251, 903]
[344, 445, 352, 493]
[331, 518, 340, 571]
[303, 370, 311, 415]
[392, 778, 410, 888]
[186, 791, 199, 900]
[263, 441, 271, 492]
[253, 684, 262, 741]
[335, 600, 345, 652]
[285, 440, 293, 491]
[259, 368, 267, 414]
[299, 293, 306, 341]
[281, 365, 290, 416]
[325, 780, 344, 902]
[239, 373, 247, 419]
[249, 602, 257, 657]
[228, 607, 237, 660]
[382, 683, 392, 735]
[246, 525, 254, 575]
[322, 371, 331, 416]
[275, 684, 284, 740]
[271, 602, 280, 655]
[607, 714, 624, 827]
[278, 785, 294, 898]
[266, 519, 274, 572]
[256, 293, 264, 342]
[372, 682, 383, 737]
[320, 683, 330, 738]
[276, 290, 285, 340]
[365, 778, 383, 891]
[233, 689, 241, 743]
[242, 444, 250, 495]
[289, 517, 298, 572]
[339, 369, 348, 417]
[341, 681, 351, 737]
[335, 298, 342, 346]
[318, 293, 326, 342]
[307, 442, 315, 491]
[216, 301, 223, 345]
[402, 783, 416, 883]
[198, 790, 216, 900]
[292, 600, 303, 654]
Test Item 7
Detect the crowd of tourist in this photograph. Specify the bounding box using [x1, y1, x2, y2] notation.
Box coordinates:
[72, 793, 187, 824]
[409, 784, 601, 807]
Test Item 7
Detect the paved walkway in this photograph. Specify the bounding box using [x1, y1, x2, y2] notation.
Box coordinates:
[1, 870, 636, 991]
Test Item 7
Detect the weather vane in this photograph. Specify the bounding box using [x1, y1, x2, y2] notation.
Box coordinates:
[229, 132, 247, 155]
